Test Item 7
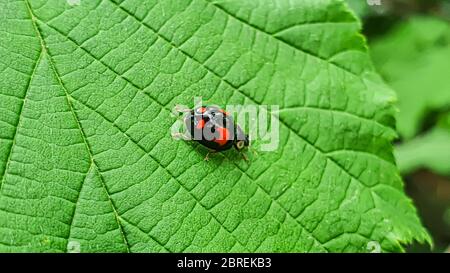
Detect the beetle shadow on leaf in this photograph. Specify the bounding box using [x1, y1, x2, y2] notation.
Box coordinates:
[186, 141, 248, 165]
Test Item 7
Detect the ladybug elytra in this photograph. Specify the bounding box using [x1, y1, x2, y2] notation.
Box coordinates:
[177, 105, 250, 160]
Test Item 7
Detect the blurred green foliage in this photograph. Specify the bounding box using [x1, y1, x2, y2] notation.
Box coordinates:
[370, 16, 450, 177]
[396, 113, 450, 175]
[371, 17, 450, 140]
[346, 0, 371, 17]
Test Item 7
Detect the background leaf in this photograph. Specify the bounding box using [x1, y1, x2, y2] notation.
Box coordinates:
[0, 0, 429, 252]
[346, 0, 372, 17]
[370, 17, 450, 139]
[370, 16, 450, 176]
[396, 113, 450, 176]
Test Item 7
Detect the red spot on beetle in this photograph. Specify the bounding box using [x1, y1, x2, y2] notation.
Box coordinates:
[214, 127, 230, 146]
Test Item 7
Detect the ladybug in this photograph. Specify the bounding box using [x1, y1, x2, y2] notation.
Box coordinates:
[176, 105, 250, 160]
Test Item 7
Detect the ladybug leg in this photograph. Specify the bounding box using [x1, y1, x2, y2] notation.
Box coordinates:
[204, 150, 218, 161]
[240, 151, 249, 162]
[249, 146, 258, 156]
[174, 104, 192, 113]
[171, 132, 191, 140]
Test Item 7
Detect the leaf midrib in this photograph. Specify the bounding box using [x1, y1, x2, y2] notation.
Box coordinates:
[23, 0, 133, 253]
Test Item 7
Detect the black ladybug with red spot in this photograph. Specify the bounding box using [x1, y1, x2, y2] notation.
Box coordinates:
[174, 105, 250, 160]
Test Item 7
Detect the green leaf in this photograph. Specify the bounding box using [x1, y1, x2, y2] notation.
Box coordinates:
[370, 17, 450, 139]
[396, 113, 450, 176]
[0, 0, 430, 252]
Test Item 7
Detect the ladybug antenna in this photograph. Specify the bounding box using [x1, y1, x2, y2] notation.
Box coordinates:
[174, 104, 192, 114]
